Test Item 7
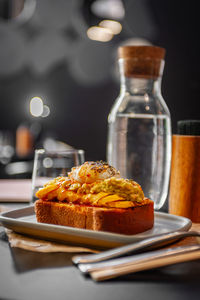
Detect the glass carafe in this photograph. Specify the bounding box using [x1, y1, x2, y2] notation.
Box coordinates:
[107, 46, 171, 210]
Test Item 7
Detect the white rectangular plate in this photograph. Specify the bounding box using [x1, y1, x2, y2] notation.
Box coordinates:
[0, 206, 192, 249]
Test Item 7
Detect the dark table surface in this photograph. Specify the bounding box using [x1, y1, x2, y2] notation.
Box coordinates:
[0, 204, 200, 300]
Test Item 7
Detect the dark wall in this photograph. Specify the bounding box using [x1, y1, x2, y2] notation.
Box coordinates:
[150, 0, 200, 133]
[0, 0, 199, 162]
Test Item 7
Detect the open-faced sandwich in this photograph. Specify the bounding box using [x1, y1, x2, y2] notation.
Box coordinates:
[34, 161, 154, 235]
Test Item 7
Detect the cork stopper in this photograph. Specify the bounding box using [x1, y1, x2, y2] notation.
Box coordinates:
[118, 46, 166, 78]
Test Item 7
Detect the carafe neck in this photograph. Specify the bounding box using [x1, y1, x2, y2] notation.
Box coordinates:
[120, 77, 161, 96]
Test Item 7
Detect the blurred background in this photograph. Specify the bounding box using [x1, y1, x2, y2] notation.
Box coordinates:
[0, 0, 199, 179]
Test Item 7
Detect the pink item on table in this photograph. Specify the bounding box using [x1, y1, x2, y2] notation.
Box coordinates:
[0, 179, 31, 202]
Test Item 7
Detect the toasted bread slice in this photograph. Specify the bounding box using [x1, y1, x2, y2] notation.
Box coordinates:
[35, 198, 154, 235]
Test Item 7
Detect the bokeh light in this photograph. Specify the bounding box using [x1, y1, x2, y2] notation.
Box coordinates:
[87, 26, 113, 42]
[99, 20, 122, 35]
[30, 97, 43, 117]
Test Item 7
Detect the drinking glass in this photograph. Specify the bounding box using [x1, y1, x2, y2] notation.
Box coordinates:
[31, 149, 85, 203]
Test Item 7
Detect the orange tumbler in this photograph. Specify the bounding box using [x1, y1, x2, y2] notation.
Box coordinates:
[169, 120, 200, 222]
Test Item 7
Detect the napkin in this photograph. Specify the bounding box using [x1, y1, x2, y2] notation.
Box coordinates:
[0, 179, 31, 202]
[6, 229, 99, 253]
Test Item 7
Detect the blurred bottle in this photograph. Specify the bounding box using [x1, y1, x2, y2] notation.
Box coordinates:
[0, 130, 14, 164]
[169, 120, 200, 222]
[107, 46, 171, 210]
[16, 123, 34, 158]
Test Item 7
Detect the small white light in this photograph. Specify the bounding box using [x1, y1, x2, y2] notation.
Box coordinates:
[91, 0, 125, 20]
[30, 97, 43, 117]
[43, 157, 53, 168]
[144, 93, 149, 102]
[99, 20, 122, 35]
[42, 105, 50, 117]
[87, 26, 113, 42]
